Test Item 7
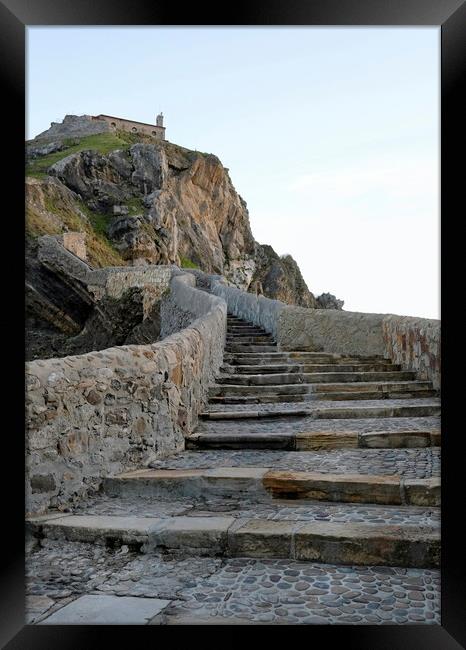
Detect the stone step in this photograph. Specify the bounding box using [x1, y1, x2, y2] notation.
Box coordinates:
[225, 344, 278, 353]
[28, 512, 440, 568]
[227, 331, 273, 337]
[227, 332, 260, 336]
[262, 471, 440, 506]
[227, 327, 273, 338]
[186, 428, 441, 450]
[196, 413, 441, 433]
[187, 432, 300, 450]
[227, 326, 268, 332]
[214, 372, 419, 387]
[208, 390, 437, 405]
[210, 379, 428, 395]
[100, 468, 440, 507]
[34, 490, 441, 528]
[221, 363, 402, 374]
[223, 352, 390, 364]
[226, 336, 275, 344]
[201, 402, 441, 420]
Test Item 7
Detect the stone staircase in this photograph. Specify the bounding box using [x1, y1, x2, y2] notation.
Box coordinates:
[26, 311, 441, 625]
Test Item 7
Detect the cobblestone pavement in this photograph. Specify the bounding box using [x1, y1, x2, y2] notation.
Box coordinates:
[70, 493, 440, 527]
[26, 541, 440, 625]
[204, 397, 440, 413]
[197, 415, 441, 435]
[149, 448, 440, 479]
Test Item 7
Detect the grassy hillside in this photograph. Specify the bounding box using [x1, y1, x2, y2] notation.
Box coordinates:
[25, 131, 140, 179]
[25, 177, 127, 268]
[26, 130, 215, 179]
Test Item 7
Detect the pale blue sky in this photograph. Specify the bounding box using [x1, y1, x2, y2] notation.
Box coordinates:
[27, 27, 439, 318]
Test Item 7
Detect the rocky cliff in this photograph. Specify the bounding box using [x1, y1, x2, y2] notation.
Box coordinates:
[26, 115, 339, 309]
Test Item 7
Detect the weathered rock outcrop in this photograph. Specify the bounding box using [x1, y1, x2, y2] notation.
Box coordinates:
[26, 115, 340, 308]
[251, 245, 316, 308]
[316, 292, 344, 310]
[45, 143, 257, 281]
[25, 271, 227, 514]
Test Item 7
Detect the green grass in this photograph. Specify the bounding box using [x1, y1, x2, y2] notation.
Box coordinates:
[43, 196, 84, 232]
[126, 197, 145, 216]
[77, 201, 112, 237]
[25, 132, 135, 178]
[180, 256, 199, 269]
[27, 188, 127, 268]
[25, 130, 216, 180]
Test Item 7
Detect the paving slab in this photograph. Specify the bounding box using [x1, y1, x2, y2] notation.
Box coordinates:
[39, 594, 170, 625]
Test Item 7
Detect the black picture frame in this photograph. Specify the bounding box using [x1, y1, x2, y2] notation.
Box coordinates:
[2, 0, 464, 647]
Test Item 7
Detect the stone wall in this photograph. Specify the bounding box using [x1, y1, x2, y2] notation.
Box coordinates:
[197, 273, 386, 358]
[87, 266, 173, 302]
[192, 269, 440, 388]
[93, 115, 166, 140]
[207, 274, 285, 339]
[278, 307, 440, 388]
[25, 272, 227, 515]
[278, 307, 387, 356]
[382, 316, 440, 390]
[35, 115, 111, 141]
[37, 235, 173, 305]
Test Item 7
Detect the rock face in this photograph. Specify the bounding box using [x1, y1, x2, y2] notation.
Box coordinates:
[316, 293, 344, 310]
[25, 238, 163, 361]
[26, 115, 338, 307]
[251, 245, 317, 308]
[43, 142, 257, 286]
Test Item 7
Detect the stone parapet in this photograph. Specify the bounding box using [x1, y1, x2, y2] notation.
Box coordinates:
[87, 266, 173, 300]
[278, 307, 386, 356]
[37, 235, 174, 304]
[189, 269, 440, 390]
[382, 316, 440, 390]
[25, 271, 227, 515]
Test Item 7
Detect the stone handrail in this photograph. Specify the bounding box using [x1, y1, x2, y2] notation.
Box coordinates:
[26, 271, 227, 515]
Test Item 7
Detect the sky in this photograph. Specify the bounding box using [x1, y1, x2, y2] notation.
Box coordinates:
[27, 27, 440, 319]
